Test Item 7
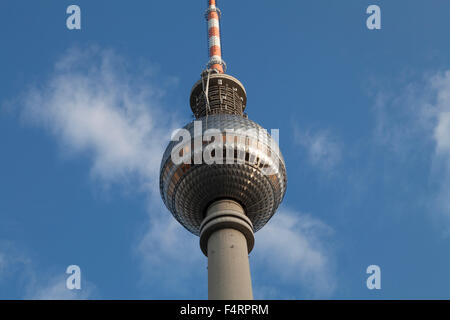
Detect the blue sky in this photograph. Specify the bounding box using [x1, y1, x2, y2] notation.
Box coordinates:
[1, 0, 450, 299]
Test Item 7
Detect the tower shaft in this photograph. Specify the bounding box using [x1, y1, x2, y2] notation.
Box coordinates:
[200, 200, 254, 300]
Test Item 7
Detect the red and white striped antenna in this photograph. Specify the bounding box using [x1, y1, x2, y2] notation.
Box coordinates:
[205, 0, 226, 73]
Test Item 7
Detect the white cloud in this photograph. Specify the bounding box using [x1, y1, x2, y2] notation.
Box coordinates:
[253, 208, 336, 298]
[0, 242, 93, 299]
[19, 47, 204, 297]
[0, 252, 6, 275]
[135, 204, 205, 298]
[432, 71, 450, 155]
[434, 112, 450, 153]
[21, 47, 176, 195]
[372, 70, 450, 233]
[294, 127, 341, 171]
[371, 77, 435, 158]
[0, 242, 32, 284]
[25, 275, 95, 300]
[429, 71, 450, 232]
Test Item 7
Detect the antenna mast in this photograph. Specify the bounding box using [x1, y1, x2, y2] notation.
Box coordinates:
[206, 0, 226, 73]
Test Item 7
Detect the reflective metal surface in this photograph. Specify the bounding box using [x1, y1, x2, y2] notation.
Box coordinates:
[160, 114, 287, 235]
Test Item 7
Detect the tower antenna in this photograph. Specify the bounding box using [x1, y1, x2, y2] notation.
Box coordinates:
[206, 0, 226, 73]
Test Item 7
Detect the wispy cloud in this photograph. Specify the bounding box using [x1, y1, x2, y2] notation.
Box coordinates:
[293, 126, 342, 171]
[371, 70, 450, 234]
[253, 207, 336, 298]
[135, 205, 205, 298]
[25, 274, 96, 300]
[431, 71, 450, 155]
[0, 252, 6, 275]
[20, 47, 176, 195]
[0, 241, 93, 299]
[17, 47, 205, 298]
[429, 71, 450, 233]
[0, 242, 32, 285]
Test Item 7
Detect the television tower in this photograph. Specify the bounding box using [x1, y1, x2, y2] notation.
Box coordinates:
[159, 0, 287, 300]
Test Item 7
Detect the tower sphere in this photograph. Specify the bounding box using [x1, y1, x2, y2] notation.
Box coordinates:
[159, 113, 287, 236]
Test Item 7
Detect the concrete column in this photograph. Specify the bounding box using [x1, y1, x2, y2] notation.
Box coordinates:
[199, 199, 254, 300]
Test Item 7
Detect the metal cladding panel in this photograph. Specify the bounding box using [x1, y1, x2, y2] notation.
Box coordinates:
[159, 114, 287, 236]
